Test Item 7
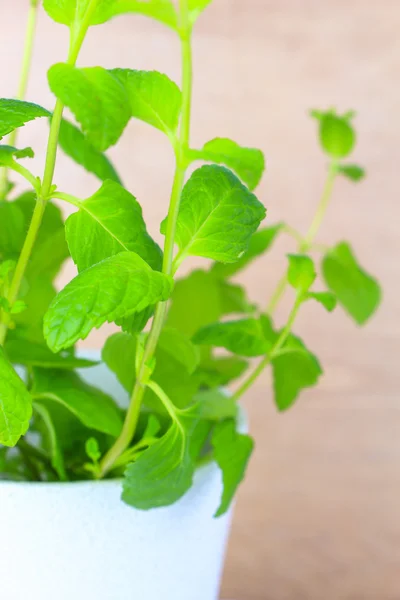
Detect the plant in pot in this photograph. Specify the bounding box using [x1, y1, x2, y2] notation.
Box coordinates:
[0, 1, 381, 599]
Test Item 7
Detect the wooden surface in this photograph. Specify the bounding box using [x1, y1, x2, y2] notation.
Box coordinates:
[2, 1, 400, 599]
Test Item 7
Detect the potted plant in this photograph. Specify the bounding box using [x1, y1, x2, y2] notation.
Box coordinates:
[0, 1, 381, 599]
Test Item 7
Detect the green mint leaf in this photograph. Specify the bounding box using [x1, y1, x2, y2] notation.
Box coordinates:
[65, 180, 162, 272]
[122, 414, 197, 509]
[0, 201, 25, 256]
[34, 401, 67, 481]
[43, 0, 119, 26]
[311, 109, 356, 158]
[211, 224, 283, 279]
[212, 419, 254, 517]
[5, 339, 98, 370]
[287, 254, 316, 292]
[108, 0, 177, 28]
[116, 305, 154, 336]
[272, 334, 322, 411]
[197, 356, 248, 387]
[195, 389, 238, 421]
[166, 269, 253, 338]
[322, 242, 381, 325]
[337, 164, 365, 182]
[0, 99, 50, 140]
[306, 291, 337, 312]
[188, 0, 212, 23]
[44, 252, 173, 352]
[0, 145, 34, 165]
[0, 348, 32, 447]
[58, 118, 121, 183]
[193, 318, 271, 357]
[48, 64, 130, 151]
[193, 138, 265, 190]
[111, 69, 182, 136]
[161, 165, 266, 264]
[32, 368, 122, 437]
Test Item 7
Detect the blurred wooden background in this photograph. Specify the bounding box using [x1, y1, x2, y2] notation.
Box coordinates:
[2, 1, 400, 598]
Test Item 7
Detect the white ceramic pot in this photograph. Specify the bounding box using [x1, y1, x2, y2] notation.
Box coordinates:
[0, 354, 234, 600]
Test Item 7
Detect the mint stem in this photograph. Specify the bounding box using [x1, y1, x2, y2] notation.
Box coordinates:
[99, 0, 193, 477]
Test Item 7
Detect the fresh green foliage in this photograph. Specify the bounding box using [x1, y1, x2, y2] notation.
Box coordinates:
[0, 0, 381, 519]
[322, 242, 381, 324]
[0, 99, 50, 139]
[193, 318, 272, 357]
[192, 138, 265, 190]
[272, 334, 323, 411]
[32, 368, 122, 436]
[212, 419, 254, 517]
[122, 410, 198, 509]
[65, 180, 162, 271]
[287, 254, 316, 292]
[112, 69, 182, 137]
[58, 119, 121, 183]
[0, 348, 32, 446]
[161, 165, 266, 264]
[44, 252, 173, 352]
[48, 64, 131, 151]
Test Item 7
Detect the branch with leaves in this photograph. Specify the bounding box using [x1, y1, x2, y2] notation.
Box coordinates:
[0, 0, 381, 516]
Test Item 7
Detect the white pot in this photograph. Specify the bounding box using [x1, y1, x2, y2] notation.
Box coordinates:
[0, 353, 234, 600]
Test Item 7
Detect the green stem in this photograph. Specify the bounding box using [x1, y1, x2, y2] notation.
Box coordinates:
[0, 0, 40, 200]
[0, 3, 98, 346]
[233, 292, 304, 401]
[99, 1, 193, 477]
[266, 162, 338, 316]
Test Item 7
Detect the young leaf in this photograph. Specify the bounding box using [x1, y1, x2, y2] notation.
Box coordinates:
[195, 389, 238, 421]
[111, 69, 182, 136]
[43, 0, 119, 26]
[85, 437, 101, 462]
[0, 145, 34, 165]
[272, 334, 322, 411]
[48, 64, 131, 151]
[122, 413, 197, 509]
[5, 339, 98, 370]
[0, 99, 50, 139]
[211, 224, 283, 279]
[337, 164, 365, 182]
[166, 269, 252, 338]
[306, 291, 337, 312]
[322, 242, 381, 325]
[161, 165, 266, 264]
[33, 402, 67, 481]
[58, 118, 121, 183]
[193, 318, 271, 357]
[212, 419, 254, 517]
[0, 348, 32, 447]
[193, 138, 265, 190]
[65, 180, 162, 272]
[311, 109, 356, 159]
[108, 0, 177, 28]
[287, 254, 316, 292]
[32, 368, 122, 437]
[44, 252, 173, 352]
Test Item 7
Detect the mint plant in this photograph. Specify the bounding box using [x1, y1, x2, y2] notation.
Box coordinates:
[0, 1, 381, 515]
